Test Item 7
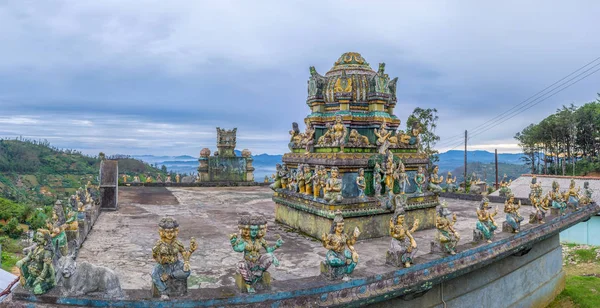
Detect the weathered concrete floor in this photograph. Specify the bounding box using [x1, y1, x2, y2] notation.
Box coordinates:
[77, 186, 528, 290]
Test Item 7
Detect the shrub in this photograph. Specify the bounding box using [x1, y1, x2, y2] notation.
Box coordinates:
[1, 217, 23, 239]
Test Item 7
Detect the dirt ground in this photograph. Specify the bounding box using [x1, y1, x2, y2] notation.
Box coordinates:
[77, 186, 517, 290]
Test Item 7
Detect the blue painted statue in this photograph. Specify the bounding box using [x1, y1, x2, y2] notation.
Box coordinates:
[474, 199, 498, 243]
[550, 180, 567, 215]
[230, 215, 283, 293]
[566, 179, 580, 209]
[320, 210, 360, 280]
[503, 193, 524, 233]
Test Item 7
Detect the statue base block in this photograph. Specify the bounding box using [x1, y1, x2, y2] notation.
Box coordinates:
[320, 261, 349, 281]
[472, 229, 492, 243]
[151, 278, 188, 298]
[235, 272, 271, 293]
[502, 221, 517, 233]
[385, 251, 404, 267]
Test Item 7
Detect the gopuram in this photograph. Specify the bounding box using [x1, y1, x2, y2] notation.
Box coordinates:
[272, 52, 437, 239]
[197, 127, 255, 183]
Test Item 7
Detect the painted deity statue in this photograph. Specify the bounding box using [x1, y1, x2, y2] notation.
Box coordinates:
[580, 181, 593, 206]
[373, 162, 383, 197]
[374, 120, 393, 154]
[289, 122, 304, 150]
[302, 121, 315, 154]
[317, 123, 334, 146]
[530, 195, 549, 224]
[566, 179, 580, 209]
[498, 174, 512, 197]
[16, 229, 56, 295]
[427, 165, 444, 194]
[175, 174, 181, 183]
[503, 193, 524, 233]
[529, 176, 543, 200]
[303, 164, 313, 196]
[384, 151, 396, 193]
[409, 122, 421, 146]
[475, 199, 498, 243]
[122, 174, 128, 183]
[47, 208, 68, 257]
[356, 168, 366, 199]
[347, 129, 370, 147]
[321, 211, 360, 280]
[312, 165, 324, 200]
[165, 176, 172, 183]
[133, 175, 141, 183]
[414, 166, 426, 195]
[297, 165, 305, 194]
[549, 181, 567, 215]
[446, 172, 457, 192]
[332, 115, 348, 152]
[324, 167, 343, 204]
[394, 160, 410, 194]
[156, 174, 163, 183]
[270, 164, 282, 190]
[151, 217, 197, 300]
[387, 206, 419, 268]
[145, 176, 153, 183]
[434, 202, 460, 255]
[230, 215, 283, 293]
[288, 170, 298, 192]
[280, 164, 290, 190]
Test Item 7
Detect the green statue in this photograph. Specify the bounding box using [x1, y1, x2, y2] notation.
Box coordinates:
[230, 215, 283, 293]
[16, 229, 56, 295]
[414, 166, 426, 194]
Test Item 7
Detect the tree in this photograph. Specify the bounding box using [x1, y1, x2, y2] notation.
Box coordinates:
[407, 108, 440, 168]
[2, 217, 23, 239]
[161, 165, 168, 173]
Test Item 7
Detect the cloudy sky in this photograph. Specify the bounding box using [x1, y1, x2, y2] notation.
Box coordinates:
[1, 1, 599, 156]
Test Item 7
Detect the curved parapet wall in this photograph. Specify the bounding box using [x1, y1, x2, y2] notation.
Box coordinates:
[13, 202, 599, 307]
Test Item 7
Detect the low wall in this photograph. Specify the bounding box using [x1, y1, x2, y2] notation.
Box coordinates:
[120, 182, 270, 187]
[13, 202, 598, 307]
[560, 215, 600, 245]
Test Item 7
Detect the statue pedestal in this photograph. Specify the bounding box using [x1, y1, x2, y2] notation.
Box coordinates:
[502, 221, 518, 233]
[320, 261, 349, 281]
[385, 250, 404, 267]
[151, 278, 188, 298]
[472, 229, 492, 243]
[235, 272, 271, 293]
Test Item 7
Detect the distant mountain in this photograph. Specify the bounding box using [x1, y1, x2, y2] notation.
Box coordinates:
[132, 150, 526, 182]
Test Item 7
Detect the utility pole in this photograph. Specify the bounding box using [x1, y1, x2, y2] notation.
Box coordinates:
[495, 149, 499, 189]
[464, 130, 467, 190]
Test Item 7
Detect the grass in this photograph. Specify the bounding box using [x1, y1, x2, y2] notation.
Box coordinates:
[547, 244, 600, 308]
[1, 251, 19, 271]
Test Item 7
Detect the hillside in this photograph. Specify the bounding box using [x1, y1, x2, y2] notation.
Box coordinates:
[0, 138, 164, 206]
[449, 162, 529, 184]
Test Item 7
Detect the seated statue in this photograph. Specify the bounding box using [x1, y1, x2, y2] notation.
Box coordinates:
[321, 211, 360, 280]
[47, 208, 68, 257]
[347, 129, 370, 147]
[230, 215, 283, 293]
[529, 176, 543, 200]
[151, 218, 197, 300]
[301, 123, 315, 154]
[269, 164, 282, 191]
[288, 122, 304, 150]
[503, 193, 524, 233]
[323, 167, 343, 204]
[566, 179, 580, 209]
[133, 176, 141, 183]
[550, 181, 567, 216]
[498, 174, 512, 197]
[317, 123, 334, 146]
[427, 165, 444, 194]
[474, 200, 498, 243]
[530, 195, 549, 224]
[433, 202, 460, 255]
[16, 229, 56, 295]
[387, 207, 419, 267]
[580, 181, 593, 206]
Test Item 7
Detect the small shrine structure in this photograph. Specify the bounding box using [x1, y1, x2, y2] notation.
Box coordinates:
[197, 128, 255, 182]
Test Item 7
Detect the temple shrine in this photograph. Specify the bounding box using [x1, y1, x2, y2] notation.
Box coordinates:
[272, 52, 438, 239]
[197, 128, 255, 183]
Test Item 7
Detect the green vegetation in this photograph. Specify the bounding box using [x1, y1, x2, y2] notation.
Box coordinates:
[547, 244, 600, 308]
[515, 95, 600, 176]
[450, 162, 529, 185]
[407, 107, 440, 168]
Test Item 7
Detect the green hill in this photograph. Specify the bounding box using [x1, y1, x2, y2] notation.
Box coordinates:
[450, 162, 529, 185]
[0, 138, 165, 206]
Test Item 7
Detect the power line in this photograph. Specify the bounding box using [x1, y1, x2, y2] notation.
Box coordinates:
[436, 56, 600, 147]
[469, 65, 600, 140]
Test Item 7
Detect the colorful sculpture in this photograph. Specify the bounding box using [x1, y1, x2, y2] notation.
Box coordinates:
[498, 174, 512, 197]
[230, 215, 283, 293]
[580, 181, 593, 205]
[289, 170, 298, 192]
[433, 202, 460, 255]
[550, 181, 567, 215]
[347, 129, 370, 147]
[280, 164, 290, 190]
[445, 172, 457, 192]
[324, 167, 343, 204]
[321, 210, 360, 280]
[566, 179, 580, 209]
[503, 193, 524, 233]
[356, 168, 366, 199]
[270, 164, 282, 190]
[289, 122, 304, 150]
[47, 208, 68, 257]
[151, 217, 197, 299]
[16, 229, 56, 295]
[529, 176, 543, 200]
[529, 195, 549, 224]
[331, 115, 348, 152]
[414, 166, 426, 194]
[312, 165, 324, 200]
[427, 165, 444, 194]
[374, 120, 392, 154]
[303, 164, 313, 195]
[384, 151, 396, 193]
[387, 205, 419, 267]
[474, 199, 498, 243]
[175, 174, 180, 183]
[373, 162, 383, 197]
[297, 165, 306, 193]
[133, 175, 141, 183]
